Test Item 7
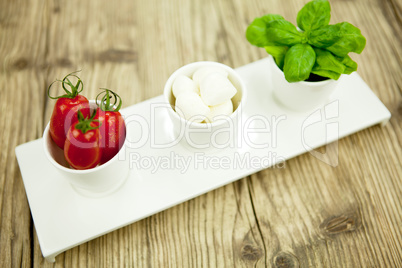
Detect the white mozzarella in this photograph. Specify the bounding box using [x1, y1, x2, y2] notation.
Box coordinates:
[205, 100, 233, 123]
[175, 91, 210, 123]
[192, 66, 228, 87]
[172, 75, 199, 97]
[200, 73, 237, 106]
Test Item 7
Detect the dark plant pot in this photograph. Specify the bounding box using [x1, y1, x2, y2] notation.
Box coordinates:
[306, 72, 330, 82]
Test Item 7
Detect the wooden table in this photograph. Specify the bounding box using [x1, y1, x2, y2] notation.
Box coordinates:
[1, 0, 401, 267]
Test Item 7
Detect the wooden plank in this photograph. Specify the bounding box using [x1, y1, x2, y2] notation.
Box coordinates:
[0, 71, 38, 268]
[0, 0, 49, 267]
[0, 0, 400, 267]
[248, 127, 402, 267]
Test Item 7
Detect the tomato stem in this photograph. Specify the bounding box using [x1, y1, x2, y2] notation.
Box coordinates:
[75, 110, 101, 134]
[96, 88, 123, 112]
[48, 71, 84, 99]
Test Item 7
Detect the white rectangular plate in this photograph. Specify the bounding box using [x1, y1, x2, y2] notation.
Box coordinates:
[16, 58, 391, 262]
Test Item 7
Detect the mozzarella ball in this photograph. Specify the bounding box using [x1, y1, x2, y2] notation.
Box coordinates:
[200, 73, 237, 106]
[172, 75, 199, 97]
[192, 66, 228, 87]
[175, 91, 210, 123]
[205, 100, 233, 123]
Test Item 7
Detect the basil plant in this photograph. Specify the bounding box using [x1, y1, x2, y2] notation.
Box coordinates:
[246, 0, 366, 82]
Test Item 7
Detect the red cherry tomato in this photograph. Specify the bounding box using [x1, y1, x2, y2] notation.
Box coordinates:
[50, 95, 89, 148]
[64, 111, 101, 170]
[96, 109, 126, 164]
[48, 72, 89, 148]
[95, 89, 126, 164]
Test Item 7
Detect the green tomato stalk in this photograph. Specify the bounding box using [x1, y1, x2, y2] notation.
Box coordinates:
[74, 110, 101, 134]
[96, 88, 122, 112]
[47, 71, 84, 99]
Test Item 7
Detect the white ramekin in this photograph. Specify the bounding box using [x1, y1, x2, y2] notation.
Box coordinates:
[163, 61, 247, 150]
[43, 101, 129, 197]
[270, 56, 341, 111]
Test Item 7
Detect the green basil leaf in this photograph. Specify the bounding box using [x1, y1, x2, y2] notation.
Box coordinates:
[246, 14, 285, 47]
[311, 69, 341, 80]
[336, 55, 358, 74]
[297, 0, 331, 32]
[313, 48, 345, 74]
[309, 24, 341, 47]
[264, 46, 289, 69]
[326, 22, 366, 57]
[265, 20, 304, 46]
[284, 44, 316, 82]
[311, 48, 344, 80]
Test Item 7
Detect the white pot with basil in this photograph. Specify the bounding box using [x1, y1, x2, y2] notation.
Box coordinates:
[246, 0, 366, 111]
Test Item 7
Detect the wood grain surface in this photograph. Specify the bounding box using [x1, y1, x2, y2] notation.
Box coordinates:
[1, 0, 401, 267]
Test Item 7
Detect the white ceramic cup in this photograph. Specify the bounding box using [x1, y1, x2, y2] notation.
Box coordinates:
[270, 56, 341, 111]
[43, 101, 130, 197]
[163, 61, 247, 150]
